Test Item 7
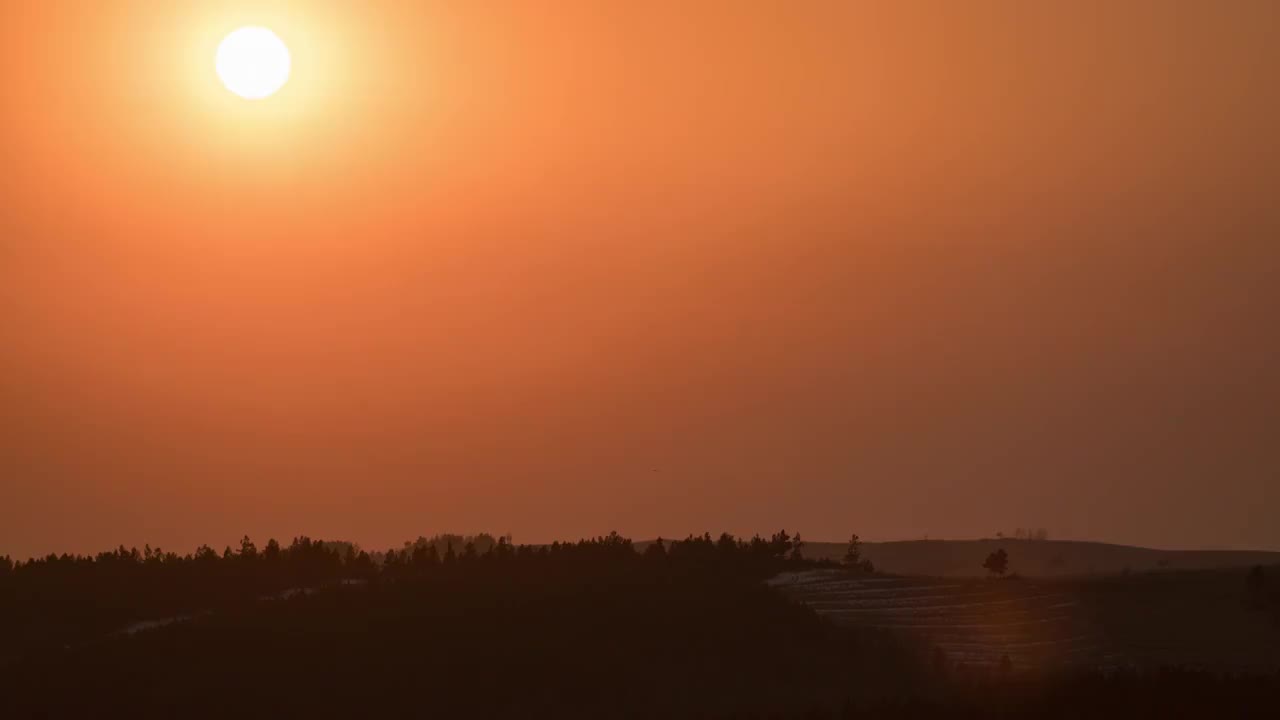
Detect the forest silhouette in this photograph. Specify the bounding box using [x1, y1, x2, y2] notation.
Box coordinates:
[3, 531, 1278, 718]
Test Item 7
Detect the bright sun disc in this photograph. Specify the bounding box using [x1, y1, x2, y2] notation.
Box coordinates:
[216, 27, 291, 100]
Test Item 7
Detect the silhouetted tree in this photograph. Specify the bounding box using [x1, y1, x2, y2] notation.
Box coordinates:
[470, 533, 498, 555]
[644, 537, 667, 561]
[382, 548, 401, 576]
[239, 536, 257, 560]
[410, 542, 440, 571]
[843, 534, 862, 565]
[842, 534, 875, 573]
[983, 548, 1009, 577]
[349, 550, 376, 579]
[769, 530, 793, 560]
[1013, 527, 1048, 541]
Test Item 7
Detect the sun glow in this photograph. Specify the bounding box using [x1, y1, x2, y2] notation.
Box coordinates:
[216, 27, 291, 100]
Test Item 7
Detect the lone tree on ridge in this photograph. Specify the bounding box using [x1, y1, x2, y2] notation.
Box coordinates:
[983, 548, 1009, 577]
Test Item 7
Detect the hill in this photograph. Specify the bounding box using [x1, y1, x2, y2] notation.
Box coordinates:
[793, 539, 1280, 577]
[5, 533, 1278, 718]
[773, 566, 1280, 674]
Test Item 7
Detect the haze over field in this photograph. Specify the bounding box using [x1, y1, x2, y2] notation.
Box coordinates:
[3, 1, 1278, 560]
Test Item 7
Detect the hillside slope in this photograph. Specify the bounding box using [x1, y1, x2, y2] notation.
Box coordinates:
[773, 566, 1280, 674]
[795, 539, 1279, 577]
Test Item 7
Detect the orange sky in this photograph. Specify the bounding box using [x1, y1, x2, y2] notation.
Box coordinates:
[3, 1, 1278, 559]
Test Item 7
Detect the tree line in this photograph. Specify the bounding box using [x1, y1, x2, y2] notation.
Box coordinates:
[0, 529, 810, 658]
[4, 533, 1279, 718]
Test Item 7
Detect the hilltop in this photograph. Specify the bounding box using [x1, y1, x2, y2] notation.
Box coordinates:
[792, 538, 1280, 577]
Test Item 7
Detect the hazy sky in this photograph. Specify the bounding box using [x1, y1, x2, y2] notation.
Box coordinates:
[3, 1, 1278, 559]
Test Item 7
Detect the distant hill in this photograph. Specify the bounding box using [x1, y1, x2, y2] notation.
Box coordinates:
[791, 539, 1280, 577]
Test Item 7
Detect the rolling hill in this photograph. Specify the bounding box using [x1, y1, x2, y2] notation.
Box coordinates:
[795, 538, 1280, 577]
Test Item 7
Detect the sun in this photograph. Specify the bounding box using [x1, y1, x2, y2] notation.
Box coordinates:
[216, 27, 291, 100]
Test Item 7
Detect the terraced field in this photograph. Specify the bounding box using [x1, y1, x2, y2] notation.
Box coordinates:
[771, 570, 1116, 672]
[774, 567, 1280, 674]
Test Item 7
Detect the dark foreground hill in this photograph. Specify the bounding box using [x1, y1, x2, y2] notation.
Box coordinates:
[3, 533, 1279, 718]
[6, 565, 1280, 719]
[793, 538, 1280, 577]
